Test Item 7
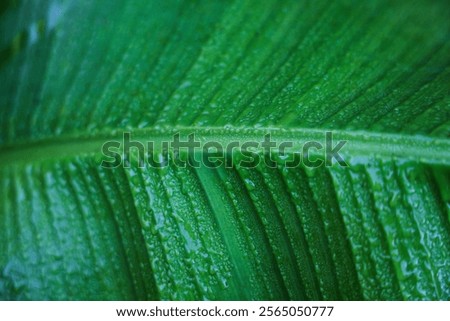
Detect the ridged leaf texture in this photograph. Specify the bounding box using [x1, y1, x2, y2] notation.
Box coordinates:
[1, 0, 450, 300]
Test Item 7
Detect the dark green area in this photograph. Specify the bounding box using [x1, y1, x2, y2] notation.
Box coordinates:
[0, 0, 449, 300]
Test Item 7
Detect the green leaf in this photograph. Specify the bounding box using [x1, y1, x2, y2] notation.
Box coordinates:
[1, 0, 449, 300]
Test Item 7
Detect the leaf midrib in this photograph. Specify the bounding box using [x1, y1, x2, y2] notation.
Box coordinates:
[1, 126, 449, 167]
